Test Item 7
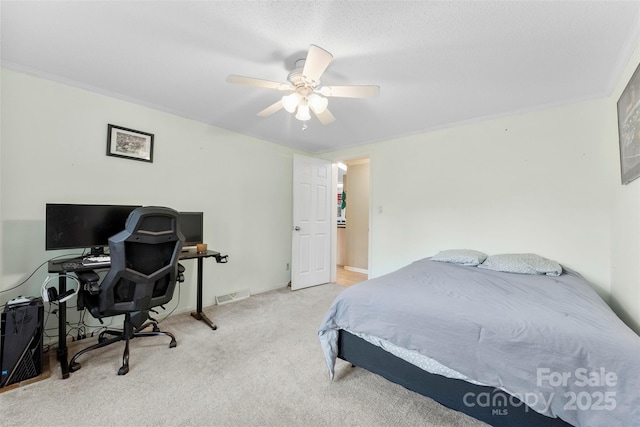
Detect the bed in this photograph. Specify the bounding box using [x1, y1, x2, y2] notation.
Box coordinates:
[318, 253, 640, 427]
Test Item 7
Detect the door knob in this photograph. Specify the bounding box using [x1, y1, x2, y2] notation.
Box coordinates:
[293, 226, 300, 231]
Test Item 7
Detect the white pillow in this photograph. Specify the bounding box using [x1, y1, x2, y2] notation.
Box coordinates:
[431, 249, 488, 266]
[478, 253, 562, 276]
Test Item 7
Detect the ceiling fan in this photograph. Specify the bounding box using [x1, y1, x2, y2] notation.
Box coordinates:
[226, 45, 380, 125]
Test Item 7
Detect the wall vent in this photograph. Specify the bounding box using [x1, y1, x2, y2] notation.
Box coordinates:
[215, 289, 250, 305]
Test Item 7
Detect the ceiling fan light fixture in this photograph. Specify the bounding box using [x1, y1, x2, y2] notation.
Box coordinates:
[308, 93, 328, 114]
[227, 44, 379, 126]
[295, 103, 311, 121]
[282, 93, 301, 113]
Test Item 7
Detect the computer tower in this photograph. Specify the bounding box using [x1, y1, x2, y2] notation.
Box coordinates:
[0, 298, 44, 388]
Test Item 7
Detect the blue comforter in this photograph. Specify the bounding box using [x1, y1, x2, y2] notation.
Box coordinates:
[318, 258, 640, 427]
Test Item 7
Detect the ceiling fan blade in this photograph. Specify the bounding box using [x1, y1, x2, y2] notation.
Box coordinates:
[302, 45, 333, 86]
[226, 75, 293, 91]
[314, 108, 336, 125]
[257, 100, 284, 117]
[319, 85, 380, 98]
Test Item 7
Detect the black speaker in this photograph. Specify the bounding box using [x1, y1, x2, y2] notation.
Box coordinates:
[0, 298, 44, 388]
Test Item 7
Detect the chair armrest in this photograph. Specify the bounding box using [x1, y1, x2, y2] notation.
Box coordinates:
[76, 270, 100, 294]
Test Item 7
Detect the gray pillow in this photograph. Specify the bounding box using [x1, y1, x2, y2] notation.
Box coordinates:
[431, 249, 488, 266]
[478, 253, 562, 276]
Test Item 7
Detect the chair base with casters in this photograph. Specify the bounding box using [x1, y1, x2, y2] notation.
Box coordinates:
[69, 311, 177, 375]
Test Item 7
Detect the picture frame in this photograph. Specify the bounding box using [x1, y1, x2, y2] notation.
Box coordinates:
[106, 124, 154, 163]
[617, 62, 640, 185]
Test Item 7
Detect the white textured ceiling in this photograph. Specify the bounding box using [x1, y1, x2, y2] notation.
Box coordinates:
[2, 1, 639, 153]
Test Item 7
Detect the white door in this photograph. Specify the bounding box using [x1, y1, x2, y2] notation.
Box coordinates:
[291, 154, 332, 290]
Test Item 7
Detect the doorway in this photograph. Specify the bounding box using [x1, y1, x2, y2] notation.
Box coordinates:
[335, 158, 369, 287]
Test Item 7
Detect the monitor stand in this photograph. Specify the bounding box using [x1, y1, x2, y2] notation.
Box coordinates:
[89, 246, 105, 256]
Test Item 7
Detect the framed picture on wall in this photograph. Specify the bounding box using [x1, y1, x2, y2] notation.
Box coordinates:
[617, 62, 640, 185]
[106, 124, 154, 163]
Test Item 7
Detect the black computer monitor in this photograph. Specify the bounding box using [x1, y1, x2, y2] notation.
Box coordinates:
[45, 203, 141, 255]
[178, 212, 204, 247]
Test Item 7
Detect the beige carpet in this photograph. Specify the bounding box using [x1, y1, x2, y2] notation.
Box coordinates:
[0, 283, 486, 426]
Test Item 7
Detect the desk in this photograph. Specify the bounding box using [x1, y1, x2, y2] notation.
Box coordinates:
[47, 249, 227, 379]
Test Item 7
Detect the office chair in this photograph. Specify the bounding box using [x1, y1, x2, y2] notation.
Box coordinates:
[69, 206, 185, 375]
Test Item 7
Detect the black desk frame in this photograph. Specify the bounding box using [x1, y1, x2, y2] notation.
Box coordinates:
[47, 249, 226, 379]
[178, 250, 226, 330]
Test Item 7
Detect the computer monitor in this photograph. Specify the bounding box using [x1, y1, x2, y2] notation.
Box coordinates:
[45, 203, 141, 255]
[178, 212, 204, 247]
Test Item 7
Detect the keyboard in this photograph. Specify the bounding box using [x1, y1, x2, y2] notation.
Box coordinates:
[82, 255, 111, 266]
[61, 261, 84, 271]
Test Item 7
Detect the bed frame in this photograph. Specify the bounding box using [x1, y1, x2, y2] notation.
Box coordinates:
[337, 329, 572, 427]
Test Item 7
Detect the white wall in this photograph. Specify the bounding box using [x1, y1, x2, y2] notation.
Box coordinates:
[1, 69, 298, 332]
[323, 98, 617, 304]
[609, 40, 640, 334]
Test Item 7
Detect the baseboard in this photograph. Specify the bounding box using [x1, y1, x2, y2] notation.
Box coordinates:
[344, 266, 368, 274]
